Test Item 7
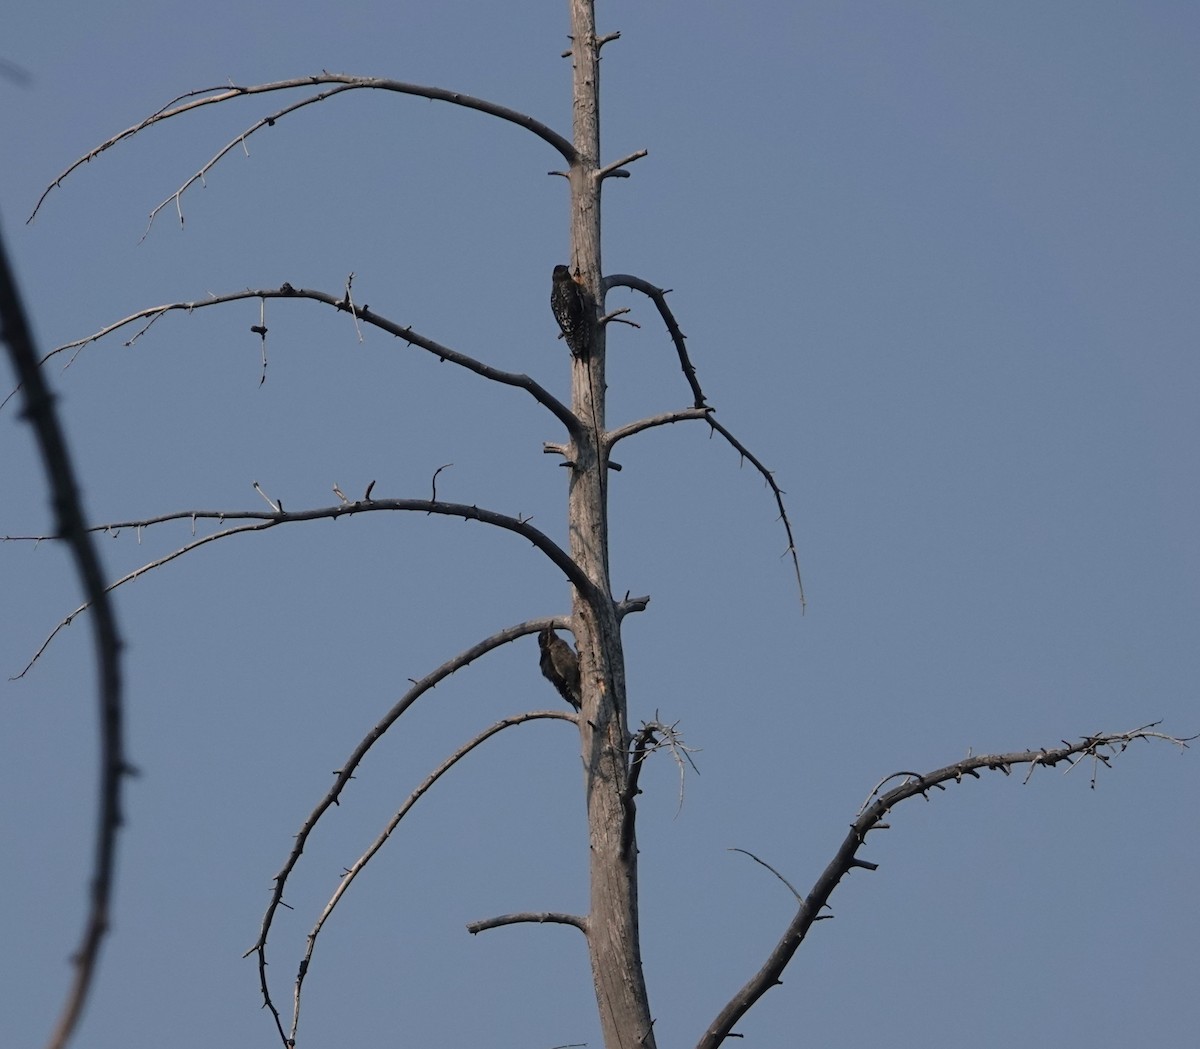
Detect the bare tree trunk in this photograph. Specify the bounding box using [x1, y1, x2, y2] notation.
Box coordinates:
[565, 3, 657, 1047]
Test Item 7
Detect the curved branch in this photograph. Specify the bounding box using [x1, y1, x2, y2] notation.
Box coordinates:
[288, 709, 578, 1044]
[696, 723, 1195, 1049]
[467, 911, 588, 935]
[604, 405, 805, 611]
[601, 274, 804, 608]
[2, 285, 581, 435]
[0, 224, 126, 1049]
[16, 499, 601, 676]
[703, 415, 805, 611]
[30, 74, 575, 222]
[606, 407, 713, 448]
[603, 273, 708, 408]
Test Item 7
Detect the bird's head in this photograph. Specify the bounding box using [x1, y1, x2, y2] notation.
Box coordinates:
[552, 264, 572, 282]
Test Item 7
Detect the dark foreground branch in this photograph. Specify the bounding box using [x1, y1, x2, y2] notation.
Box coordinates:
[0, 221, 127, 1049]
[697, 723, 1194, 1049]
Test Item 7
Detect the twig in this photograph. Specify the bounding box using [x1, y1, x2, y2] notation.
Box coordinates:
[704, 415, 805, 612]
[727, 848, 803, 902]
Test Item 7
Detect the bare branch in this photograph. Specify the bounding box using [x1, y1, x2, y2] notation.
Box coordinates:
[342, 272, 363, 342]
[290, 709, 578, 1043]
[628, 718, 700, 818]
[251, 481, 280, 512]
[704, 416, 805, 613]
[2, 284, 581, 434]
[727, 849, 803, 903]
[235, 618, 573, 1043]
[697, 723, 1195, 1049]
[0, 223, 127, 1049]
[600, 274, 805, 607]
[603, 273, 708, 408]
[467, 911, 588, 935]
[606, 407, 713, 448]
[430, 462, 453, 503]
[604, 405, 805, 611]
[30, 74, 576, 223]
[13, 518, 276, 679]
[597, 149, 648, 180]
[16, 499, 601, 676]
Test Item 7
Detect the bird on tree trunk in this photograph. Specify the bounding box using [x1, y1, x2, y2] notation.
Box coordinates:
[550, 264, 591, 358]
[538, 627, 581, 710]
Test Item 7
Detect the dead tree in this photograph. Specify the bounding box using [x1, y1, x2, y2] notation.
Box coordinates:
[7, 4, 1193, 1049]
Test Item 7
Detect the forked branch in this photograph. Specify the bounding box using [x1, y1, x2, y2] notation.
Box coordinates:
[30, 74, 576, 224]
[697, 723, 1194, 1049]
[12, 498, 600, 677]
[286, 708, 579, 1046]
[602, 273, 805, 609]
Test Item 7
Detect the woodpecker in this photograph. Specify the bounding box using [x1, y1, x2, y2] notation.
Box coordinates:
[538, 627, 581, 709]
[550, 264, 590, 357]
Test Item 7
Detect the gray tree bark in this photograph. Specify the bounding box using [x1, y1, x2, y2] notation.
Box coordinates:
[563, 3, 657, 1047]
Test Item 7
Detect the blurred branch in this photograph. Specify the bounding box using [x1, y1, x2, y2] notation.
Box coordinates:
[698, 723, 1195, 1049]
[0, 217, 126, 1049]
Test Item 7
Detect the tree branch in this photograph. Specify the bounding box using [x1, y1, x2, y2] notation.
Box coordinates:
[703, 415, 805, 612]
[603, 273, 708, 408]
[0, 220, 127, 1049]
[467, 911, 588, 935]
[288, 709, 579, 1045]
[1, 285, 582, 435]
[14, 498, 601, 676]
[606, 407, 714, 448]
[601, 274, 804, 609]
[243, 618, 576, 1044]
[30, 74, 576, 223]
[597, 149, 648, 180]
[696, 723, 1195, 1049]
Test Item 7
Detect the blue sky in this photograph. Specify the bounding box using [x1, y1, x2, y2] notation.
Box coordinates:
[2, 3, 1197, 1047]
